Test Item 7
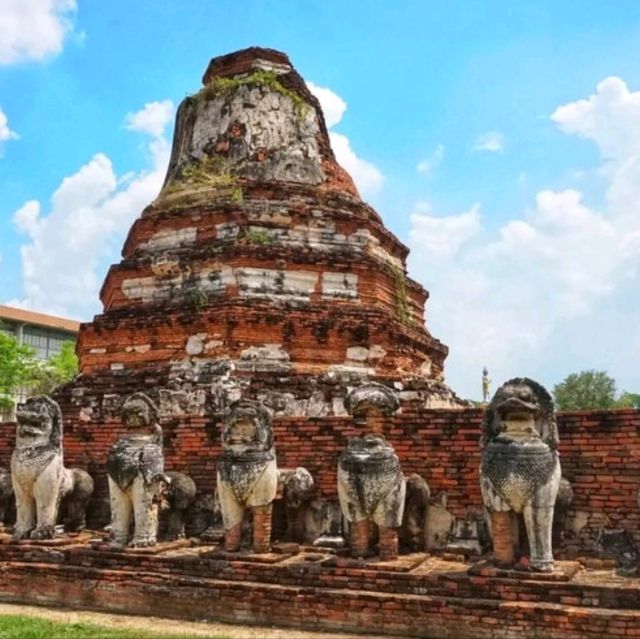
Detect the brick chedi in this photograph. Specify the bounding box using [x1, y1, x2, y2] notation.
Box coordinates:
[74, 47, 459, 422]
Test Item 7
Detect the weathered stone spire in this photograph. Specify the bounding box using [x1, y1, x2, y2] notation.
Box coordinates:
[77, 47, 457, 415]
[160, 46, 358, 204]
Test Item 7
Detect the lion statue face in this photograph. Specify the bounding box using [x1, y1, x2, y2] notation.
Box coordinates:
[483, 377, 558, 448]
[284, 467, 314, 510]
[15, 396, 62, 449]
[345, 382, 400, 418]
[343, 434, 395, 462]
[121, 393, 157, 432]
[222, 400, 272, 452]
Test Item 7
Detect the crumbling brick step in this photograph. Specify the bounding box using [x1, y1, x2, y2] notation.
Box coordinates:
[1, 544, 638, 610]
[0, 560, 638, 638]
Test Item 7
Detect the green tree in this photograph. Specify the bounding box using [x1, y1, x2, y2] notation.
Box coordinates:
[615, 392, 640, 409]
[0, 329, 36, 411]
[29, 341, 79, 396]
[553, 370, 617, 411]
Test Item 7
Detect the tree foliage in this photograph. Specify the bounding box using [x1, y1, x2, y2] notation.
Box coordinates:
[29, 341, 79, 396]
[0, 329, 78, 411]
[615, 392, 640, 409]
[553, 370, 617, 411]
[0, 330, 36, 410]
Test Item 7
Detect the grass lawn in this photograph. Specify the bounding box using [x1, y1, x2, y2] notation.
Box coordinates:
[0, 615, 229, 639]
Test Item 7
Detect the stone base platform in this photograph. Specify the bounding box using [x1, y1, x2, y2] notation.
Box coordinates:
[0, 536, 638, 638]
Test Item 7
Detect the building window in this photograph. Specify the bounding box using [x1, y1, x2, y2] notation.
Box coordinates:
[22, 327, 50, 359]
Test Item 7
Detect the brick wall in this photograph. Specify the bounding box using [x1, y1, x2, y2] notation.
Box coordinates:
[1, 406, 638, 546]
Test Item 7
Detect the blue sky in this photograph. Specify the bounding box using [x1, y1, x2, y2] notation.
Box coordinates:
[1, 0, 640, 399]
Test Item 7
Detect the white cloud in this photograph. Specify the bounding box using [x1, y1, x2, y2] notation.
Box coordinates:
[408, 77, 640, 399]
[11, 101, 174, 319]
[409, 202, 480, 258]
[306, 81, 346, 128]
[307, 81, 384, 198]
[417, 145, 445, 175]
[328, 131, 384, 197]
[0, 0, 77, 65]
[473, 131, 505, 153]
[0, 106, 19, 148]
[551, 77, 640, 160]
[125, 100, 175, 138]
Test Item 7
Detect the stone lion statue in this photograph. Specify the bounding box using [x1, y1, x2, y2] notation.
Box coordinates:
[339, 382, 405, 560]
[338, 434, 406, 559]
[107, 393, 168, 547]
[480, 377, 560, 571]
[217, 399, 278, 553]
[11, 396, 74, 540]
[283, 466, 315, 543]
[158, 471, 197, 541]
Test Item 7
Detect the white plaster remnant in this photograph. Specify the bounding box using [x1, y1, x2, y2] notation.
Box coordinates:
[140, 227, 197, 253]
[419, 360, 432, 377]
[125, 344, 151, 354]
[183, 84, 326, 185]
[150, 258, 181, 279]
[89, 348, 106, 354]
[236, 268, 317, 302]
[327, 364, 374, 378]
[158, 388, 207, 417]
[122, 276, 179, 303]
[110, 363, 125, 371]
[572, 511, 589, 535]
[425, 498, 455, 550]
[199, 266, 235, 296]
[246, 206, 291, 226]
[215, 222, 240, 240]
[186, 334, 208, 356]
[345, 345, 386, 363]
[78, 407, 93, 422]
[346, 346, 369, 362]
[322, 272, 358, 299]
[332, 397, 347, 416]
[369, 345, 386, 359]
[236, 344, 292, 373]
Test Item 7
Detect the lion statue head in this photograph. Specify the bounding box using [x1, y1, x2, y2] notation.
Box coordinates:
[15, 396, 63, 450]
[482, 377, 558, 449]
[121, 393, 158, 430]
[345, 382, 400, 418]
[222, 399, 273, 452]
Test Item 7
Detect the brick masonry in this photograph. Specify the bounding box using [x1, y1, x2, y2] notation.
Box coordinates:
[0, 405, 638, 550]
[0, 541, 637, 638]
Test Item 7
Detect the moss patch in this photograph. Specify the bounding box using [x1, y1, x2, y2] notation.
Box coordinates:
[161, 156, 243, 204]
[391, 266, 413, 326]
[196, 70, 309, 118]
[244, 229, 272, 245]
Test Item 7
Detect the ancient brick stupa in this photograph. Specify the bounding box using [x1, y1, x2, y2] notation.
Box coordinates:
[72, 47, 459, 420]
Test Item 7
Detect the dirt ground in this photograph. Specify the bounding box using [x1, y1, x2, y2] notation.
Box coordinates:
[0, 602, 394, 638]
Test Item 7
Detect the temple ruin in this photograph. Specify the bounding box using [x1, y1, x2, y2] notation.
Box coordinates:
[0, 47, 638, 639]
